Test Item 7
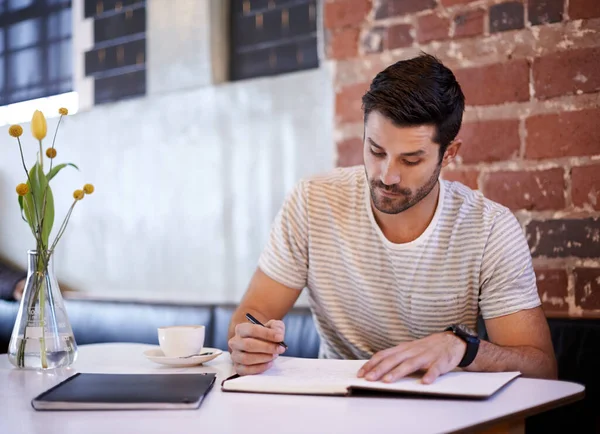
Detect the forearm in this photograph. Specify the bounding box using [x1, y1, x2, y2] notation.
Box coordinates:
[465, 340, 557, 379]
[227, 305, 270, 342]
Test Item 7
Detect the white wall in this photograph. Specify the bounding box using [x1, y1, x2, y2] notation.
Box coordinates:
[0, 0, 334, 304]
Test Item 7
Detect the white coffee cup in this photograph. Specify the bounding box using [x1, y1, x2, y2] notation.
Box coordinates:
[157, 325, 205, 357]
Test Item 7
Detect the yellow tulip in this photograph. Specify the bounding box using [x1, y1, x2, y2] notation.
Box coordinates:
[31, 110, 47, 141]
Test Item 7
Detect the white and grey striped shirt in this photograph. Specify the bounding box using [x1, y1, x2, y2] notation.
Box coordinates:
[258, 166, 541, 360]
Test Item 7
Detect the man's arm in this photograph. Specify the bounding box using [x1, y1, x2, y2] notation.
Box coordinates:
[465, 306, 557, 379]
[227, 267, 302, 344]
[357, 306, 557, 384]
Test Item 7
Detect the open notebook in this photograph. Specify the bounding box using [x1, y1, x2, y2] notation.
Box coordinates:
[221, 357, 520, 399]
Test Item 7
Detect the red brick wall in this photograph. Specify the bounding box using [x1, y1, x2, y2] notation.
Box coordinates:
[326, 0, 600, 318]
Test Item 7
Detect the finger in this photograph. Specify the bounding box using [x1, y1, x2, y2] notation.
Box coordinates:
[230, 337, 285, 355]
[265, 319, 285, 333]
[363, 350, 416, 381]
[234, 361, 274, 376]
[236, 323, 284, 342]
[422, 363, 443, 384]
[383, 355, 429, 383]
[358, 344, 411, 378]
[231, 351, 278, 366]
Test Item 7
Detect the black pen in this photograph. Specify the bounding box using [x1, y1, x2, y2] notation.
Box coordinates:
[245, 313, 288, 350]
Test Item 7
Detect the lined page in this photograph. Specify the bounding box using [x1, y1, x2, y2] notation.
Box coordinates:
[222, 357, 365, 395]
[349, 371, 521, 398]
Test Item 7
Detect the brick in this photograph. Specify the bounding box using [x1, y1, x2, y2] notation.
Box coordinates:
[490, 2, 525, 33]
[441, 169, 479, 190]
[385, 23, 414, 49]
[374, 0, 436, 20]
[526, 218, 600, 258]
[453, 9, 485, 39]
[417, 13, 451, 44]
[441, 0, 478, 6]
[525, 108, 600, 159]
[483, 169, 566, 211]
[535, 269, 569, 313]
[324, 0, 371, 29]
[533, 47, 600, 100]
[569, 0, 600, 19]
[574, 268, 600, 310]
[528, 0, 564, 25]
[457, 120, 520, 163]
[454, 59, 530, 106]
[327, 27, 360, 60]
[572, 164, 600, 210]
[337, 138, 364, 167]
[336, 82, 370, 124]
[362, 26, 385, 54]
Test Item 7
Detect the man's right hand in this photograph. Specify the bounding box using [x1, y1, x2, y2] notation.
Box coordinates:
[228, 319, 286, 376]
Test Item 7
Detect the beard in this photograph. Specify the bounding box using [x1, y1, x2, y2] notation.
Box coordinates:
[367, 164, 441, 215]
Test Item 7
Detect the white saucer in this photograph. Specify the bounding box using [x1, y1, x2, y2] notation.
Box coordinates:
[143, 347, 223, 367]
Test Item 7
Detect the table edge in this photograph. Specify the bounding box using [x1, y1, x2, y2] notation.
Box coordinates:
[447, 388, 586, 434]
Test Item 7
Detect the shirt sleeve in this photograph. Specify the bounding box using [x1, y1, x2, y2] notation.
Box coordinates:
[257, 180, 309, 290]
[479, 209, 542, 319]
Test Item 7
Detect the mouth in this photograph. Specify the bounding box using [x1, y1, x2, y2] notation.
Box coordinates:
[378, 188, 405, 198]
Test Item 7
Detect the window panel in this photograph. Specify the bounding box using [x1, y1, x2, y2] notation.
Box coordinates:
[48, 40, 71, 80]
[230, 0, 318, 81]
[9, 47, 42, 89]
[8, 19, 41, 50]
[94, 68, 144, 104]
[94, 7, 145, 42]
[0, 0, 73, 106]
[48, 9, 72, 39]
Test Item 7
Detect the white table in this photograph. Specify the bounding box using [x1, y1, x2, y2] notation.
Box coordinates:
[0, 343, 584, 434]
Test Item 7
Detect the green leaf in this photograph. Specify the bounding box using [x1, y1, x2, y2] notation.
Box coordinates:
[47, 163, 79, 182]
[17, 196, 27, 222]
[22, 163, 54, 249]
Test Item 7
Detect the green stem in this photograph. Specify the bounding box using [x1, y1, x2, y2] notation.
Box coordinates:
[16, 137, 43, 244]
[38, 140, 43, 171]
[37, 255, 48, 369]
[49, 201, 77, 253]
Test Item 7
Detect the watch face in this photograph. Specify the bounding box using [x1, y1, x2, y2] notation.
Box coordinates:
[456, 324, 477, 337]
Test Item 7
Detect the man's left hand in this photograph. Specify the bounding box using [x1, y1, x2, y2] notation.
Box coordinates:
[357, 332, 467, 384]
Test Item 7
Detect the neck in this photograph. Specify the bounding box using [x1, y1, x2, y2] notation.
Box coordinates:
[372, 181, 441, 244]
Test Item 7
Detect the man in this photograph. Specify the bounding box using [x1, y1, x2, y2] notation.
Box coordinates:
[227, 53, 557, 384]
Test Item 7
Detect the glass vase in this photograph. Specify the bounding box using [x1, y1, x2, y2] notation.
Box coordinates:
[8, 250, 77, 369]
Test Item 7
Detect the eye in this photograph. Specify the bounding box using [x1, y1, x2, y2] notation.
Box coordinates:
[404, 159, 421, 166]
[370, 147, 385, 157]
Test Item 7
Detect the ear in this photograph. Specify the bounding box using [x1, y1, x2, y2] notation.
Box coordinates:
[441, 139, 462, 168]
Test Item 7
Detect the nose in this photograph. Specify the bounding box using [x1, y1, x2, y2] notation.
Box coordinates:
[380, 160, 401, 186]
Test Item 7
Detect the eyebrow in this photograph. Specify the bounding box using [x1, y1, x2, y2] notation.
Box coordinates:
[367, 137, 426, 157]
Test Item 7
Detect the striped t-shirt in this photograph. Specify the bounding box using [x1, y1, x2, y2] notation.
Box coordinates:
[258, 166, 541, 360]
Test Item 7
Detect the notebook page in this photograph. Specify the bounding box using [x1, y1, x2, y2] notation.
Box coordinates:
[348, 371, 521, 398]
[222, 357, 366, 395]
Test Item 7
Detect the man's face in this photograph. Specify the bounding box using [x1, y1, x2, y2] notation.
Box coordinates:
[363, 111, 450, 215]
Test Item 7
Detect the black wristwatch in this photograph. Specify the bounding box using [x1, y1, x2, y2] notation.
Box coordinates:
[445, 324, 480, 368]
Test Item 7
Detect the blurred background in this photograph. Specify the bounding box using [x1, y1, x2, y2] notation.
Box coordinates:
[0, 0, 598, 318]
